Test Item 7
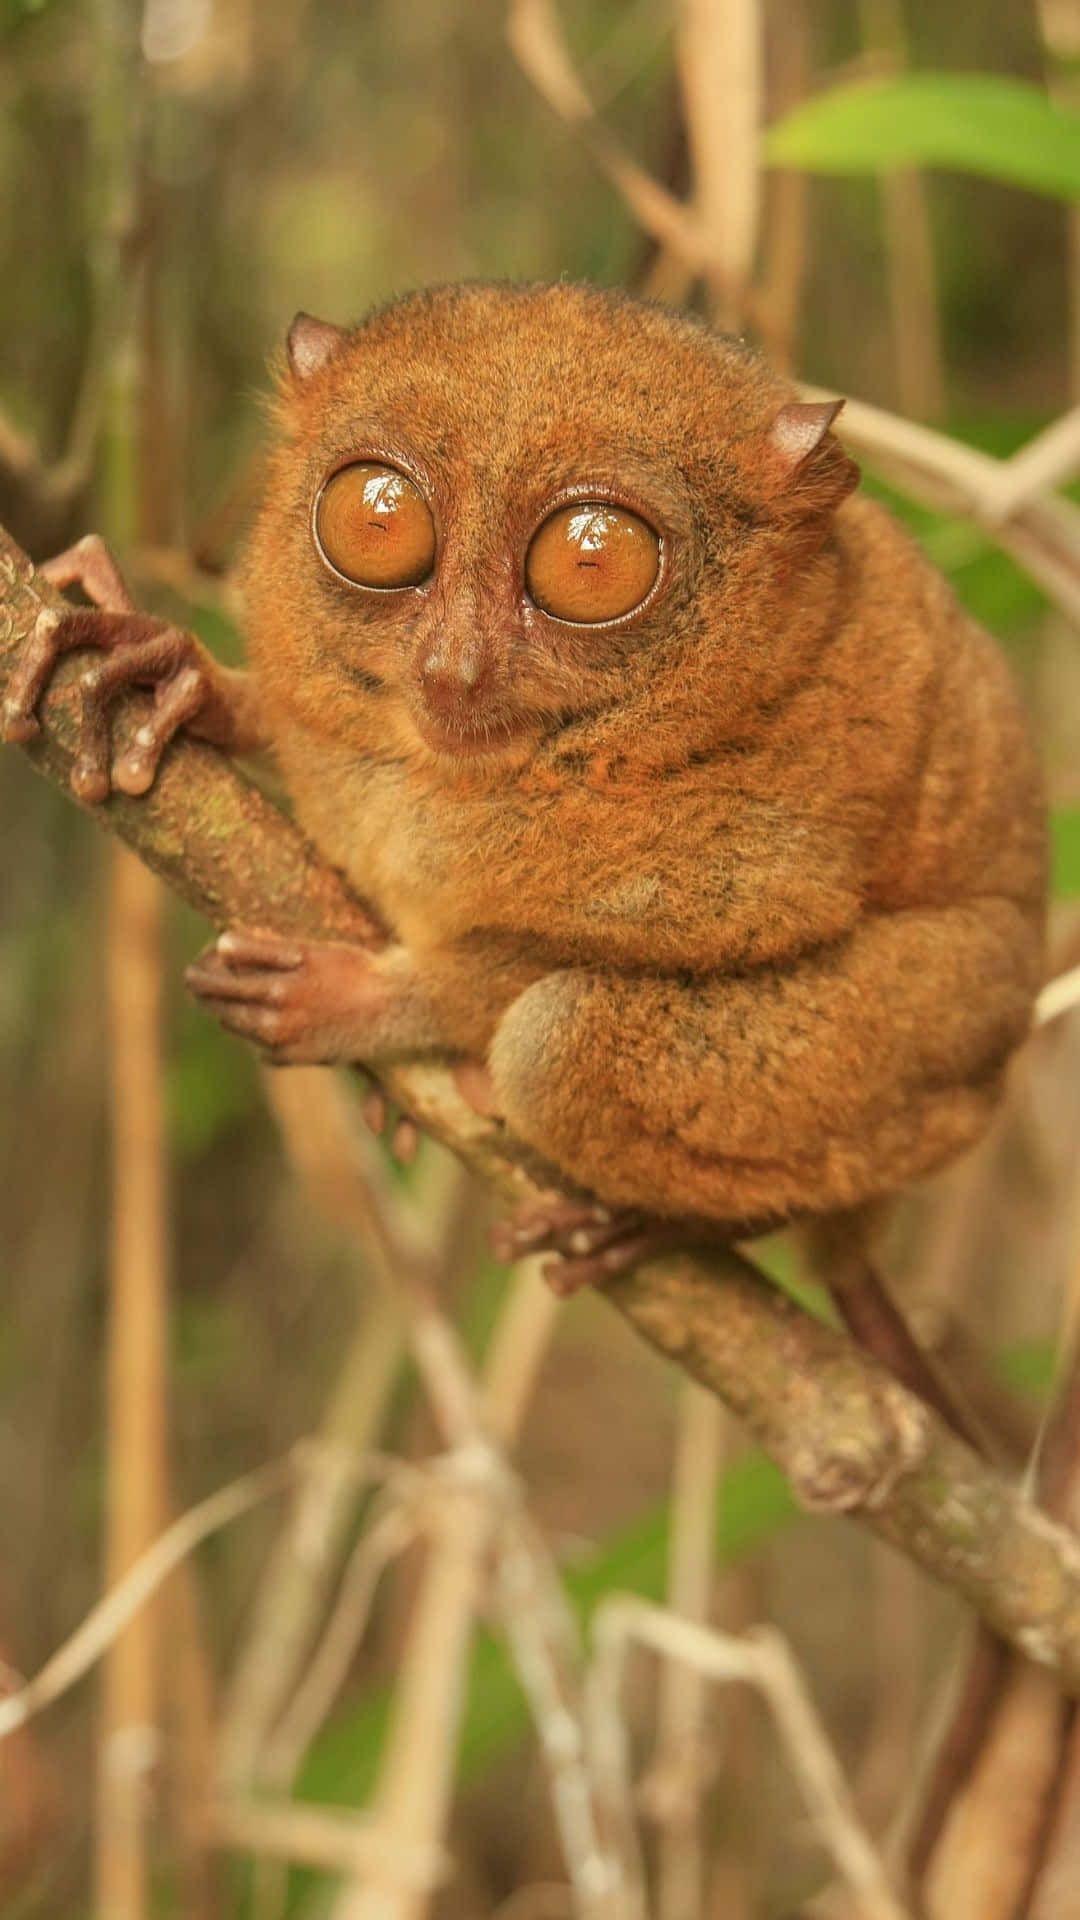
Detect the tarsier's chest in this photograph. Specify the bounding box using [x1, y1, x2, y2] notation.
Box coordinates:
[285, 734, 867, 977]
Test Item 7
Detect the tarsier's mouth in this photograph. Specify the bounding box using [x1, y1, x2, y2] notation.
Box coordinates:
[411, 708, 531, 760]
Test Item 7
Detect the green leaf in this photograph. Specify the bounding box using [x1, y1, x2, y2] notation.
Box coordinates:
[765, 75, 1080, 204]
[1052, 809, 1080, 900]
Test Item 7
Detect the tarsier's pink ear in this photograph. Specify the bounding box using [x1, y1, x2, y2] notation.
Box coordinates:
[286, 312, 348, 382]
[765, 398, 860, 514]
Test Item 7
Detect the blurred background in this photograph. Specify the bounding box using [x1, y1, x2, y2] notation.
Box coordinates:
[2, 2, 1080, 1916]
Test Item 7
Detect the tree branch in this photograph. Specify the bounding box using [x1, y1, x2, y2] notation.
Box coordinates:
[6, 522, 1080, 1688]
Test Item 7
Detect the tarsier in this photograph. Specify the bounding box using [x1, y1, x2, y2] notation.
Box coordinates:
[3, 282, 1048, 1288]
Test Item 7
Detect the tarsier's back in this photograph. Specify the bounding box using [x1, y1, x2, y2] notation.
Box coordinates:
[240, 281, 1047, 1238]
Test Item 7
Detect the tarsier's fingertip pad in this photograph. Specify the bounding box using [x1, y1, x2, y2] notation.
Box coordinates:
[1, 700, 38, 744]
[71, 760, 109, 805]
[113, 753, 155, 796]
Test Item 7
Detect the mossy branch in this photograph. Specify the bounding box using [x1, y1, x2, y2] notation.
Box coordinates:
[5, 521, 1080, 1687]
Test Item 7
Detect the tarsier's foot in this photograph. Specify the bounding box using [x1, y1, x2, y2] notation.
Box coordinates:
[185, 929, 391, 1066]
[490, 1195, 687, 1296]
[1, 534, 245, 802]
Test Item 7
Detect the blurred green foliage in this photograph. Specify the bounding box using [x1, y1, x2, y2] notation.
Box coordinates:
[767, 74, 1080, 203]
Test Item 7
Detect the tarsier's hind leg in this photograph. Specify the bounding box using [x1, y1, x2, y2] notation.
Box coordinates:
[487, 898, 1041, 1233]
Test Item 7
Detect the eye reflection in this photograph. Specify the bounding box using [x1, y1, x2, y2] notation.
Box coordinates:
[525, 502, 660, 624]
[315, 462, 436, 588]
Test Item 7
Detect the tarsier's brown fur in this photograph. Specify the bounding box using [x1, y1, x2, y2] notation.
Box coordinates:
[242, 281, 1046, 1235]
[8, 280, 1046, 1252]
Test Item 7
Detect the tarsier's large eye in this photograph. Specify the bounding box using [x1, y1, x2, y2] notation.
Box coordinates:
[315, 463, 436, 588]
[525, 502, 661, 624]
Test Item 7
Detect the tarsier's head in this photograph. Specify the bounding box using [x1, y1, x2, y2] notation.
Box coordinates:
[245, 282, 859, 769]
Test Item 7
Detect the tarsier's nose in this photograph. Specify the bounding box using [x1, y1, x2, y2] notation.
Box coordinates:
[419, 636, 487, 718]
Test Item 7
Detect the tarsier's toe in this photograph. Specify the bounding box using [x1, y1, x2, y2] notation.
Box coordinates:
[491, 1195, 685, 1295]
[542, 1225, 682, 1295]
[488, 1194, 615, 1263]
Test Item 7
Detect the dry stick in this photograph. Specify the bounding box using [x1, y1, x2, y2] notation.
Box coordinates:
[82, 2, 170, 1913]
[857, 0, 945, 422]
[804, 393, 1080, 628]
[217, 1294, 404, 1795]
[653, 1386, 724, 1920]
[206, 1800, 449, 1890]
[288, 1107, 625, 1920]
[674, 0, 761, 330]
[7, 547, 1080, 1688]
[505, 0, 710, 272]
[648, 11, 762, 1911]
[754, 0, 811, 376]
[585, 1599, 909, 1920]
[505, 0, 1080, 629]
[0, 1454, 302, 1741]
[906, 1022, 1080, 1901]
[257, 1501, 421, 1799]
[217, 1069, 448, 1796]
[911, 1316, 1080, 1914]
[100, 848, 170, 1920]
[261, 1068, 614, 1920]
[1038, 0, 1080, 404]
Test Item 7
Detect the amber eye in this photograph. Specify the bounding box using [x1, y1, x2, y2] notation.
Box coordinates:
[315, 463, 436, 588]
[525, 502, 660, 624]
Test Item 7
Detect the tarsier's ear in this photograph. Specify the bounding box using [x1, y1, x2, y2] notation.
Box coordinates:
[765, 399, 860, 516]
[286, 312, 348, 382]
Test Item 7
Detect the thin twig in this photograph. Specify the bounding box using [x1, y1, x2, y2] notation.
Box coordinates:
[675, 0, 762, 327]
[653, 1385, 723, 1920]
[0, 1454, 304, 1741]
[586, 1597, 910, 1920]
[857, 0, 945, 421]
[258, 1502, 420, 1793]
[206, 1799, 449, 1888]
[506, 0, 711, 270]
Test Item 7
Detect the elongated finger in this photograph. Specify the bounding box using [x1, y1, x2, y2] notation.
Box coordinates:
[72, 631, 184, 802]
[2, 609, 64, 742]
[113, 666, 205, 795]
[214, 931, 306, 970]
[39, 533, 137, 613]
[183, 963, 290, 1006]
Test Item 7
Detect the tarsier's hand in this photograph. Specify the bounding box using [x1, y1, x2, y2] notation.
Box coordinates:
[185, 929, 395, 1066]
[1, 534, 262, 802]
[186, 929, 496, 1165]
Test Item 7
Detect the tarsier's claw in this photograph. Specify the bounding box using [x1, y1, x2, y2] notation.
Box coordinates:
[362, 1090, 387, 1136]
